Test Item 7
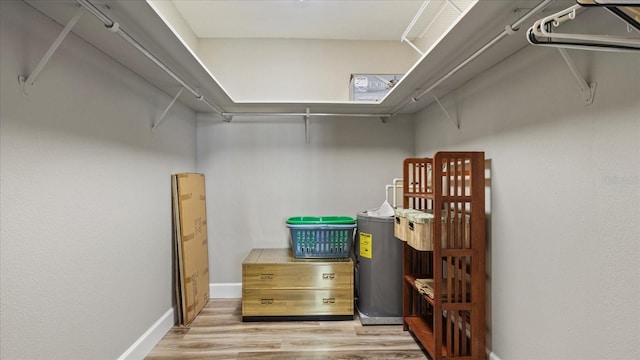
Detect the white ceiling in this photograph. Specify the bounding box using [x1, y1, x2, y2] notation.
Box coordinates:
[170, 0, 429, 41]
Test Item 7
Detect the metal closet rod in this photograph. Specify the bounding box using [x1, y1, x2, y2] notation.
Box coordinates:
[76, 0, 226, 115]
[391, 0, 556, 115]
[221, 112, 392, 118]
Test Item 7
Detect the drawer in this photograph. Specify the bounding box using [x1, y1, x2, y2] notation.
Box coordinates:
[242, 288, 353, 317]
[243, 262, 353, 289]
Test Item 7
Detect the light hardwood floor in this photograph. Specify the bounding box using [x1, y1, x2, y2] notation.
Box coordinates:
[146, 298, 428, 359]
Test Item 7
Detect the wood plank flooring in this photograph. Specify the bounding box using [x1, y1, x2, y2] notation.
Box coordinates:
[146, 299, 427, 359]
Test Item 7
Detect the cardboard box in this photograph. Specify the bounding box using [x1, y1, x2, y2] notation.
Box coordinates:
[349, 74, 403, 102]
[172, 173, 210, 325]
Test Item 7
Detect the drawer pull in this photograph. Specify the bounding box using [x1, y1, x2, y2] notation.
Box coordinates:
[259, 274, 274, 280]
[322, 297, 336, 304]
[322, 273, 335, 280]
[260, 298, 274, 305]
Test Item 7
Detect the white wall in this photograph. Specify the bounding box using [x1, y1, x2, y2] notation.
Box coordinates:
[0, 1, 197, 359]
[197, 38, 418, 101]
[413, 31, 640, 360]
[197, 114, 414, 283]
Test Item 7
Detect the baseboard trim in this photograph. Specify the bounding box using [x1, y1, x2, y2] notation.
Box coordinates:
[117, 307, 174, 360]
[117, 282, 242, 359]
[489, 351, 502, 360]
[210, 282, 242, 298]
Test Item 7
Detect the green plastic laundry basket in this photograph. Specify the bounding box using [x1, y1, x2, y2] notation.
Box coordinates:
[286, 216, 356, 258]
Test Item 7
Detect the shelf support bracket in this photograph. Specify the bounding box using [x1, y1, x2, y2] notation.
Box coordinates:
[433, 93, 459, 129]
[557, 48, 597, 105]
[18, 7, 85, 96]
[304, 107, 311, 144]
[445, 0, 463, 13]
[219, 112, 233, 122]
[401, 37, 425, 56]
[152, 87, 184, 131]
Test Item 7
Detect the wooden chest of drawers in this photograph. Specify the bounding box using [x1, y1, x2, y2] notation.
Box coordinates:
[242, 248, 354, 321]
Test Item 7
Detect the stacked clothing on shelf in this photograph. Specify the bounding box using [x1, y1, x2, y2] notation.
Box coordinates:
[415, 278, 435, 299]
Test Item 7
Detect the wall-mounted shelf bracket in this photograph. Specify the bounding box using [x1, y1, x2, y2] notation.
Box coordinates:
[304, 107, 311, 144]
[433, 93, 459, 129]
[445, 0, 463, 13]
[18, 7, 84, 96]
[557, 48, 596, 105]
[152, 87, 184, 131]
[401, 0, 464, 55]
[401, 37, 425, 56]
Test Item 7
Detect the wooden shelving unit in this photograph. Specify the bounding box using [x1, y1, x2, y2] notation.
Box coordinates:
[400, 152, 486, 360]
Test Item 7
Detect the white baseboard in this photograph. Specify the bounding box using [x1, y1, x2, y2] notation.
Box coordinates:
[210, 282, 242, 298]
[116, 283, 240, 360]
[118, 307, 174, 360]
[489, 351, 502, 360]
